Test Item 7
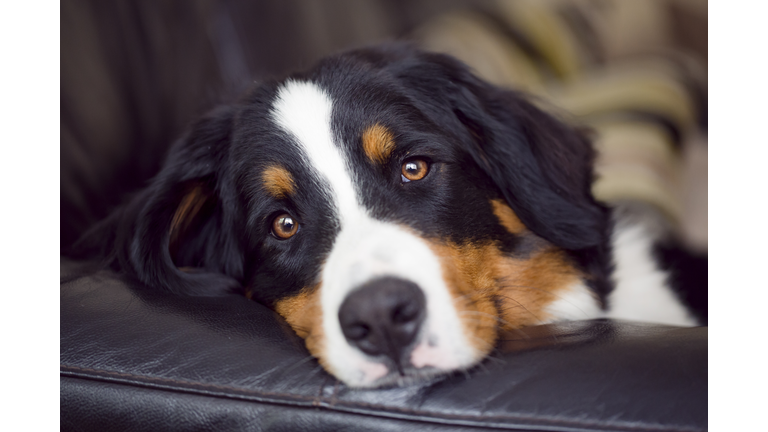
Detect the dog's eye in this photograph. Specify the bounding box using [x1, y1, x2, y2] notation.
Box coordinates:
[271, 213, 299, 239]
[401, 158, 429, 182]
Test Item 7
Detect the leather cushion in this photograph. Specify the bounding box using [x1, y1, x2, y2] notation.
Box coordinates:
[60, 258, 707, 432]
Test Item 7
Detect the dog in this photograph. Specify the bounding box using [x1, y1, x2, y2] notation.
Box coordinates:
[74, 44, 706, 388]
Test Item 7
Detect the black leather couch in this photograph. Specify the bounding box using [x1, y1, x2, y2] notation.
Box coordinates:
[61, 258, 707, 432]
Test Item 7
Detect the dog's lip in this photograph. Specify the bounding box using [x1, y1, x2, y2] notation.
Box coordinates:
[355, 338, 449, 387]
[409, 338, 463, 370]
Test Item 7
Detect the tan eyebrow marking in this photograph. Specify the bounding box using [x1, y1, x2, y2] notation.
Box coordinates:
[262, 165, 296, 198]
[491, 199, 527, 234]
[362, 123, 396, 164]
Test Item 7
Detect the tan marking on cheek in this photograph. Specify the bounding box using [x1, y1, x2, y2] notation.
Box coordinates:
[429, 242, 499, 354]
[273, 285, 328, 369]
[493, 249, 581, 329]
[427, 239, 580, 354]
[262, 165, 296, 199]
[491, 199, 527, 234]
[362, 124, 395, 164]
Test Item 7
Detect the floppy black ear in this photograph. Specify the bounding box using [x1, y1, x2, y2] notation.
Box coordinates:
[76, 105, 244, 296]
[396, 50, 609, 250]
[453, 86, 608, 250]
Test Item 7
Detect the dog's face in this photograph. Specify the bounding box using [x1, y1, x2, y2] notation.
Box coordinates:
[116, 46, 609, 387]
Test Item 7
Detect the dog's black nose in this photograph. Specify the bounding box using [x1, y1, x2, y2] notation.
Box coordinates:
[338, 277, 426, 364]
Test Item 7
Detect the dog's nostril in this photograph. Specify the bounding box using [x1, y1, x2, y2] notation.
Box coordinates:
[392, 303, 418, 324]
[338, 277, 426, 361]
[345, 323, 370, 341]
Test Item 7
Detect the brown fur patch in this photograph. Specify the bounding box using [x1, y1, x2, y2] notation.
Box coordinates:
[427, 239, 580, 356]
[169, 185, 209, 254]
[362, 124, 396, 164]
[491, 199, 527, 234]
[493, 249, 580, 327]
[273, 285, 328, 369]
[262, 165, 296, 199]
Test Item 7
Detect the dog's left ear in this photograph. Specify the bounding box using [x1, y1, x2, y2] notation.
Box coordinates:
[400, 51, 609, 250]
[70, 105, 245, 296]
[125, 105, 245, 295]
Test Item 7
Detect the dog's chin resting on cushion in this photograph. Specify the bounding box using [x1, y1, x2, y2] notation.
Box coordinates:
[73, 44, 705, 388]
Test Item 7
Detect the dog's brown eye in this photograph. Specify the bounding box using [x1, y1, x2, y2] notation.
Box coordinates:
[401, 159, 429, 182]
[272, 213, 298, 239]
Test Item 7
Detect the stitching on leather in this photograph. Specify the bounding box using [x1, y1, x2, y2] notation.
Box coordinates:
[313, 375, 329, 407]
[61, 364, 703, 432]
[61, 364, 317, 402]
[329, 379, 340, 406]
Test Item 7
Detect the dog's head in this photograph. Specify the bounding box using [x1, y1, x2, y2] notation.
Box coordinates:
[102, 45, 610, 387]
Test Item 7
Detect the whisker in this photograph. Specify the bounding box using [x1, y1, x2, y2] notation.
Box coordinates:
[306, 363, 326, 378]
[288, 325, 311, 334]
[502, 326, 533, 340]
[482, 354, 506, 365]
[279, 354, 319, 376]
[460, 367, 471, 381]
[501, 324, 537, 340]
[458, 316, 496, 327]
[451, 288, 496, 306]
[459, 310, 513, 328]
[464, 333, 496, 351]
[496, 293, 546, 325]
[470, 360, 491, 376]
[499, 283, 592, 320]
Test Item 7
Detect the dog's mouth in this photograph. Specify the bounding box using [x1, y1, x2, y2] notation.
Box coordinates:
[360, 332, 487, 388]
[327, 321, 488, 388]
[353, 360, 445, 389]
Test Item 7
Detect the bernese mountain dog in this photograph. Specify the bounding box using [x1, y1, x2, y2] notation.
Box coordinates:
[75, 44, 706, 388]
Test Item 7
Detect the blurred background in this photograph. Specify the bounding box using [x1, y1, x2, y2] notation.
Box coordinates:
[60, 0, 707, 253]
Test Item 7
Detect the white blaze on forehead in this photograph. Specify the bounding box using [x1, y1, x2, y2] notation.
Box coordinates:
[270, 80, 478, 387]
[270, 80, 359, 224]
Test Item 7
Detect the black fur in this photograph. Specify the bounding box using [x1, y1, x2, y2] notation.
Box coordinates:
[654, 242, 708, 324]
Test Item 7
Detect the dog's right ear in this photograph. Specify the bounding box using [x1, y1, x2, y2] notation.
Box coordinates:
[76, 105, 244, 296]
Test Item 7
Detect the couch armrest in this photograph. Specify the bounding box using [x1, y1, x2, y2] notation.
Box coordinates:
[61, 258, 707, 432]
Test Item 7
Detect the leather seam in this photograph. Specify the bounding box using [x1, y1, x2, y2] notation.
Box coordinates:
[61, 364, 318, 403]
[324, 400, 703, 432]
[61, 364, 702, 432]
